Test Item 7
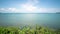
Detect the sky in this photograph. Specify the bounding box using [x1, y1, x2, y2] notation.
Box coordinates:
[0, 0, 60, 13]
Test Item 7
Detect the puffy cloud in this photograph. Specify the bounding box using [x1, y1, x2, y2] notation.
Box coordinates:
[21, 4, 37, 11]
[0, 8, 18, 13]
[8, 8, 16, 11]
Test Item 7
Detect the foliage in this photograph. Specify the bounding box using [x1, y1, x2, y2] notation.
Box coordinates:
[0, 25, 60, 34]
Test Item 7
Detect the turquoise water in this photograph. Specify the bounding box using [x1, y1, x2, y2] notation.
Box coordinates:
[0, 13, 60, 28]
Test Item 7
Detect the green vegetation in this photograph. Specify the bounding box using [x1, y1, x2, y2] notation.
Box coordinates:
[0, 25, 60, 34]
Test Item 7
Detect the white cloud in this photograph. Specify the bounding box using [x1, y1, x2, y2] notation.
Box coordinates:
[19, 0, 39, 13]
[38, 8, 60, 13]
[0, 8, 5, 10]
[0, 8, 60, 13]
[21, 4, 37, 11]
[8, 8, 17, 11]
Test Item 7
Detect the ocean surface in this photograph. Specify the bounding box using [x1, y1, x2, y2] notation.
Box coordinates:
[0, 13, 60, 29]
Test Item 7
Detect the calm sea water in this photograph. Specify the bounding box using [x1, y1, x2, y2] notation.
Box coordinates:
[0, 13, 60, 28]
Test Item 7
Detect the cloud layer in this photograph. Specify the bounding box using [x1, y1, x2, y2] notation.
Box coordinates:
[0, 8, 60, 13]
[0, 0, 60, 13]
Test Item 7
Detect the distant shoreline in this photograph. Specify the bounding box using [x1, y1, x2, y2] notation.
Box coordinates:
[0, 13, 60, 14]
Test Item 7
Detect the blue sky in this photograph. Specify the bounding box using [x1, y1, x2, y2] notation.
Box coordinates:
[0, 0, 60, 13]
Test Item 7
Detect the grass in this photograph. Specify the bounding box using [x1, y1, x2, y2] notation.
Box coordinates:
[0, 25, 60, 34]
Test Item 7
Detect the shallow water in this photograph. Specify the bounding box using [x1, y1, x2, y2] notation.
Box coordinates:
[0, 13, 60, 29]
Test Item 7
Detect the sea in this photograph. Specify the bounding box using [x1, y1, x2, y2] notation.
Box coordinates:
[0, 13, 60, 29]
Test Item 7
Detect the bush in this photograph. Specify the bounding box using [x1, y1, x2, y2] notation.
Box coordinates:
[0, 25, 60, 34]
